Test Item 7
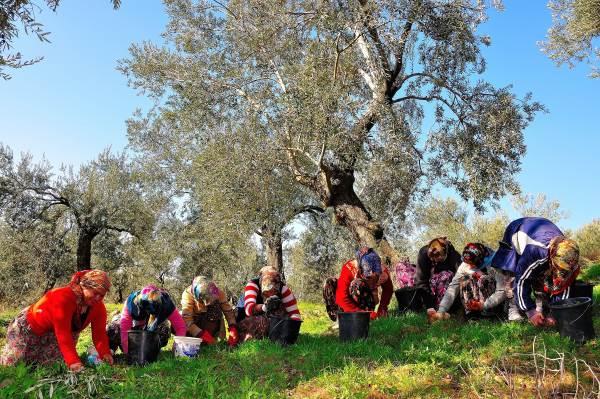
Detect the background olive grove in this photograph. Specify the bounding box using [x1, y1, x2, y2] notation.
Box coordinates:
[1, 0, 599, 307]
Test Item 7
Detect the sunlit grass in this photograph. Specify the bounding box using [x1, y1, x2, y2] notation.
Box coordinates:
[0, 293, 598, 398]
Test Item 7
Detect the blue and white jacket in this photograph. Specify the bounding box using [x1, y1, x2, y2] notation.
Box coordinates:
[491, 217, 569, 315]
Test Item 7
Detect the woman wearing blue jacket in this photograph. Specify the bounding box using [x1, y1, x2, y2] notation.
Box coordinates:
[491, 217, 580, 327]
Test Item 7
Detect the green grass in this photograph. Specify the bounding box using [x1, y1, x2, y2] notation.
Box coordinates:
[0, 291, 599, 398]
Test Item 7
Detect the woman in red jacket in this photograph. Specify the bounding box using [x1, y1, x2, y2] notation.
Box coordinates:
[323, 247, 393, 321]
[0, 269, 112, 372]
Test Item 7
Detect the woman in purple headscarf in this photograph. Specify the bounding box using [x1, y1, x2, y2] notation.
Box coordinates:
[323, 247, 393, 321]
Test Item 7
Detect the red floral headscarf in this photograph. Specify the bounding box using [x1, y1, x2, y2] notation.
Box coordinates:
[545, 236, 580, 295]
[68, 269, 111, 299]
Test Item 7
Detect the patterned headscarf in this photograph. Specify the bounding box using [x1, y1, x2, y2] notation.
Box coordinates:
[545, 236, 580, 295]
[427, 237, 449, 263]
[355, 247, 382, 277]
[126, 285, 176, 331]
[461, 243, 488, 268]
[259, 266, 282, 294]
[191, 276, 221, 303]
[68, 269, 111, 301]
[349, 278, 376, 311]
[134, 285, 163, 315]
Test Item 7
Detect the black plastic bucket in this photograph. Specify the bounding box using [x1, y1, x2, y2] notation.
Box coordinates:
[338, 311, 370, 342]
[569, 281, 594, 299]
[268, 316, 302, 346]
[549, 297, 596, 344]
[127, 330, 160, 365]
[395, 287, 423, 313]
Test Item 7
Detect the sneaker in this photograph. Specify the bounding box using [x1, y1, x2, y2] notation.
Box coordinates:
[507, 298, 525, 321]
[330, 321, 339, 331]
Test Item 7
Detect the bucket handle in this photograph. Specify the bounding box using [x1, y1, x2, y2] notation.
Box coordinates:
[566, 301, 593, 326]
[271, 318, 286, 331]
[398, 289, 419, 313]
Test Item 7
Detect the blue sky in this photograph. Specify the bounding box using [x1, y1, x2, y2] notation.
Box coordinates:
[1, 1, 598, 231]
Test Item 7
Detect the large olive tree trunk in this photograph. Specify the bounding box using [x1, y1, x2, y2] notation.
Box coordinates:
[76, 229, 99, 271]
[263, 228, 285, 280]
[310, 167, 400, 267]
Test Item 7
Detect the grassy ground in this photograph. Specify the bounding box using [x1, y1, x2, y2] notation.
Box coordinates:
[0, 289, 599, 399]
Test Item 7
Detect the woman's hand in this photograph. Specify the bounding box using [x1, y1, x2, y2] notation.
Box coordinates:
[227, 326, 239, 347]
[200, 330, 216, 345]
[69, 362, 85, 373]
[102, 353, 114, 365]
[471, 271, 483, 280]
[528, 311, 545, 327]
[543, 316, 557, 327]
[465, 299, 484, 312]
[427, 308, 450, 323]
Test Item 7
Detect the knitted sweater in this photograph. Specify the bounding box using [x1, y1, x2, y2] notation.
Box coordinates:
[26, 286, 110, 367]
[243, 278, 301, 320]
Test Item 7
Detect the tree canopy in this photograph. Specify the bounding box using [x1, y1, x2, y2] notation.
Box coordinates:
[541, 0, 600, 78]
[121, 0, 544, 265]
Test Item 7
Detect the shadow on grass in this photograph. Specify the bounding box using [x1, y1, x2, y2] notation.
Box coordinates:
[1, 297, 599, 398]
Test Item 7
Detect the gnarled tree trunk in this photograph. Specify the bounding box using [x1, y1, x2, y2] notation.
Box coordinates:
[313, 167, 400, 267]
[76, 228, 99, 271]
[264, 230, 285, 279]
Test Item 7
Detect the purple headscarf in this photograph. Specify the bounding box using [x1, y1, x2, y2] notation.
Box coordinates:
[356, 247, 382, 277]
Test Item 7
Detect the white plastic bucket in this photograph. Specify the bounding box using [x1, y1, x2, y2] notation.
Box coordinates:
[173, 336, 202, 358]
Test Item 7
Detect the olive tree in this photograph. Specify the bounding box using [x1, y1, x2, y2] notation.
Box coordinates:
[120, 0, 543, 266]
[0, 145, 156, 270]
[541, 0, 600, 78]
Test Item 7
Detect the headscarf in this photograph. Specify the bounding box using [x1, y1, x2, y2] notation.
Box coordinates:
[191, 276, 221, 303]
[545, 236, 580, 295]
[349, 278, 376, 311]
[126, 285, 176, 331]
[427, 237, 449, 263]
[355, 247, 382, 277]
[259, 266, 282, 294]
[68, 269, 111, 301]
[461, 243, 488, 268]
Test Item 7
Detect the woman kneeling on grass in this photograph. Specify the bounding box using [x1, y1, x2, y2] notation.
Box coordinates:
[181, 276, 239, 347]
[0, 269, 112, 372]
[427, 243, 507, 321]
[323, 247, 393, 322]
[106, 285, 186, 355]
[491, 217, 581, 328]
[236, 266, 301, 342]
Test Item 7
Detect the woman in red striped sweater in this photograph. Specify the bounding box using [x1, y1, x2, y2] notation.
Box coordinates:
[0, 270, 113, 372]
[237, 266, 301, 342]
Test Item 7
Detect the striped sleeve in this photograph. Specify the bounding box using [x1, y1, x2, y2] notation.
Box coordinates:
[244, 281, 260, 317]
[281, 285, 301, 320]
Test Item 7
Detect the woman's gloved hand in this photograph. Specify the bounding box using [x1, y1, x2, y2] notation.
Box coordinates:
[543, 316, 557, 327]
[528, 311, 546, 327]
[465, 299, 484, 312]
[199, 330, 216, 345]
[227, 326, 239, 347]
[427, 308, 450, 323]
[471, 271, 483, 280]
